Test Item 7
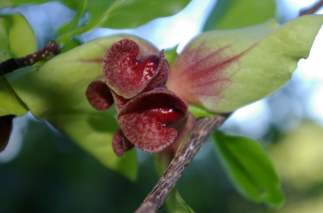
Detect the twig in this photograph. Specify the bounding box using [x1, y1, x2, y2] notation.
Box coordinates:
[0, 41, 60, 75]
[300, 0, 323, 16]
[135, 115, 227, 213]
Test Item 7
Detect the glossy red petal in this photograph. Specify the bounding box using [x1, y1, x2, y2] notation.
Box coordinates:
[103, 39, 161, 98]
[118, 88, 187, 153]
[86, 80, 114, 111]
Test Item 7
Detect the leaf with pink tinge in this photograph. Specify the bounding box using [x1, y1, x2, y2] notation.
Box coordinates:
[118, 88, 187, 153]
[104, 39, 164, 98]
[168, 16, 323, 113]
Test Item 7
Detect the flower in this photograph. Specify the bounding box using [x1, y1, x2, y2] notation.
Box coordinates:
[86, 39, 188, 156]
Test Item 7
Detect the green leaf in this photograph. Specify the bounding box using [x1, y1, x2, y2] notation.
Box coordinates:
[0, 18, 10, 58]
[166, 190, 195, 213]
[48, 111, 137, 180]
[0, 78, 27, 116]
[6, 35, 157, 179]
[168, 15, 323, 113]
[6, 14, 37, 57]
[0, 17, 28, 116]
[58, 0, 190, 46]
[212, 131, 284, 207]
[57, 0, 88, 36]
[203, 0, 276, 31]
[92, 0, 190, 29]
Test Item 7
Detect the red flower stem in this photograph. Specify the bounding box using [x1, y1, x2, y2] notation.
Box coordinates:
[0, 41, 60, 75]
[135, 114, 228, 213]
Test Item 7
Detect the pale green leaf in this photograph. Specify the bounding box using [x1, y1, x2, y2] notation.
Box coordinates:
[213, 131, 284, 207]
[0, 78, 27, 116]
[6, 35, 157, 179]
[204, 0, 276, 30]
[0, 17, 28, 116]
[168, 15, 323, 113]
[6, 14, 37, 57]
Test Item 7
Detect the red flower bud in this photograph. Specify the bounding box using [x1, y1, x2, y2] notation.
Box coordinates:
[86, 80, 114, 111]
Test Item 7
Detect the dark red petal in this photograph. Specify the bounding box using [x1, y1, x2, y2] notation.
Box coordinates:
[103, 39, 160, 98]
[112, 129, 134, 157]
[0, 115, 14, 152]
[119, 113, 178, 152]
[145, 51, 169, 91]
[86, 80, 114, 111]
[111, 91, 129, 112]
[118, 88, 187, 153]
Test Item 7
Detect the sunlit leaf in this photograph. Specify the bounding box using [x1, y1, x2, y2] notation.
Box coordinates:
[6, 35, 156, 179]
[213, 131, 284, 207]
[0, 17, 28, 116]
[204, 0, 276, 31]
[168, 15, 323, 113]
[5, 14, 37, 57]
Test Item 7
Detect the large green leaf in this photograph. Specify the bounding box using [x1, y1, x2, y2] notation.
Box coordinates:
[213, 131, 284, 207]
[203, 0, 276, 31]
[167, 15, 323, 113]
[6, 35, 157, 179]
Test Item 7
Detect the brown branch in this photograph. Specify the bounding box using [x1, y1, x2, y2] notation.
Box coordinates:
[300, 0, 323, 16]
[135, 115, 228, 213]
[0, 41, 60, 75]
